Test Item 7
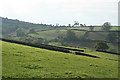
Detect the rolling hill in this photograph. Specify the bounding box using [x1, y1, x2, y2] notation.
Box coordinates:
[2, 41, 118, 78]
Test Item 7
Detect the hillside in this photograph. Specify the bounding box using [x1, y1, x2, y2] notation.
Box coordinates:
[1, 17, 53, 35]
[1, 17, 119, 54]
[2, 41, 118, 78]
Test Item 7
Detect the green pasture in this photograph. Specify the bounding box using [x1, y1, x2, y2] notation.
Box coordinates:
[29, 30, 85, 40]
[67, 26, 119, 31]
[2, 41, 118, 78]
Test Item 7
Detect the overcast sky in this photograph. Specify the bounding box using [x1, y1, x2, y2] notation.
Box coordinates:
[0, 0, 119, 26]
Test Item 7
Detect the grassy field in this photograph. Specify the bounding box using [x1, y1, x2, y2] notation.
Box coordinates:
[2, 41, 118, 78]
[67, 27, 101, 31]
[87, 32, 109, 40]
[110, 27, 119, 31]
[28, 27, 119, 41]
[28, 29, 119, 53]
[67, 26, 119, 31]
[29, 30, 85, 40]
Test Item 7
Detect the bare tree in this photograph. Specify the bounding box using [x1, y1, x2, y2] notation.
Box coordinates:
[74, 21, 79, 27]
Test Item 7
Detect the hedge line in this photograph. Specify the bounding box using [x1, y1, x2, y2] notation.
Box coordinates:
[0, 38, 84, 53]
[96, 50, 120, 55]
[75, 52, 100, 58]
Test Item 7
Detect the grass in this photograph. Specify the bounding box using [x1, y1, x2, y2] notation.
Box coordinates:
[87, 32, 108, 40]
[28, 27, 119, 42]
[67, 27, 102, 31]
[55, 45, 119, 61]
[29, 30, 66, 40]
[110, 27, 119, 31]
[28, 29, 118, 53]
[29, 30, 85, 40]
[2, 41, 118, 78]
[83, 49, 119, 61]
[48, 42, 61, 46]
[67, 26, 120, 31]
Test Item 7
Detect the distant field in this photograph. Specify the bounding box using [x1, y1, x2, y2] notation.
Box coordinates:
[67, 26, 119, 31]
[110, 27, 119, 31]
[29, 30, 66, 40]
[29, 30, 85, 40]
[67, 27, 101, 31]
[87, 32, 109, 40]
[28, 29, 119, 53]
[86, 31, 119, 52]
[83, 49, 119, 61]
[26, 27, 119, 41]
[2, 41, 118, 78]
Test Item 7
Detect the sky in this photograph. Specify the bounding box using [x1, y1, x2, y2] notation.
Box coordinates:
[0, 0, 119, 26]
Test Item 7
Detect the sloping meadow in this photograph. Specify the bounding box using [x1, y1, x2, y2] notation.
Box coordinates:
[2, 41, 118, 78]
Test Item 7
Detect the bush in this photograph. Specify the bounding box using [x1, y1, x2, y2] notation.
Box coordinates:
[95, 42, 109, 51]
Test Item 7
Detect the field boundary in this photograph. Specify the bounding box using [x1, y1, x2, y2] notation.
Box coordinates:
[0, 38, 102, 58]
[96, 50, 120, 55]
[84, 31, 120, 37]
[2, 38, 120, 61]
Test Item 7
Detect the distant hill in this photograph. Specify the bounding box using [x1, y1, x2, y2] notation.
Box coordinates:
[1, 17, 52, 35]
[1, 17, 119, 54]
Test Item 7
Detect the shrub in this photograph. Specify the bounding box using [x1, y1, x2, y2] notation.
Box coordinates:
[95, 42, 109, 51]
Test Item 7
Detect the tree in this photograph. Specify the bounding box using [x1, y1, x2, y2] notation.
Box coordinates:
[64, 30, 77, 42]
[19, 37, 34, 42]
[29, 28, 36, 33]
[74, 21, 79, 27]
[84, 24, 86, 27]
[43, 39, 49, 45]
[95, 42, 109, 51]
[16, 28, 26, 37]
[80, 24, 84, 27]
[68, 24, 71, 27]
[57, 34, 67, 46]
[101, 22, 111, 31]
[89, 26, 94, 31]
[36, 38, 44, 43]
[78, 36, 87, 42]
